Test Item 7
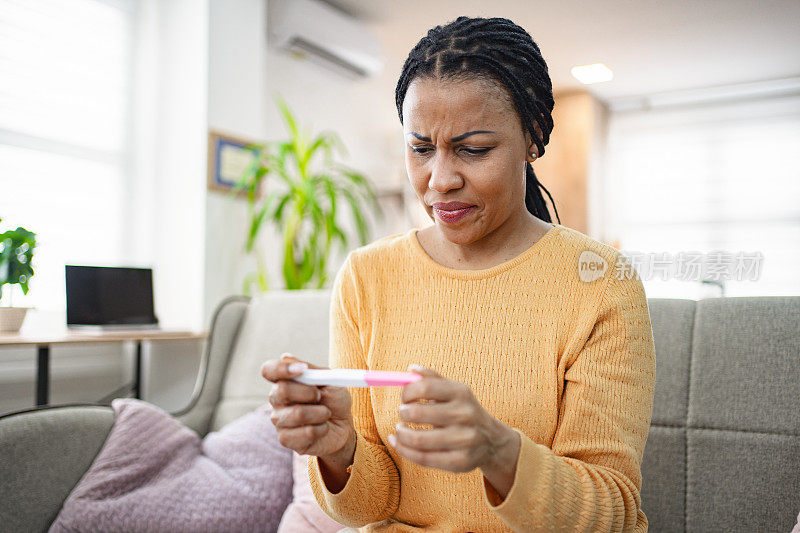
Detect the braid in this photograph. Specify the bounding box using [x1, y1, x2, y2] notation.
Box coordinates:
[395, 16, 560, 224]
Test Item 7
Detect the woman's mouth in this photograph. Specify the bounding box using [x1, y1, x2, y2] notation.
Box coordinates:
[433, 205, 476, 224]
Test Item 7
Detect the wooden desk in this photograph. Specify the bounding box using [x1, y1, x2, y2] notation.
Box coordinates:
[0, 329, 208, 407]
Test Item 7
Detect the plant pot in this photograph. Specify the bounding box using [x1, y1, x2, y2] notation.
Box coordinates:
[0, 307, 31, 333]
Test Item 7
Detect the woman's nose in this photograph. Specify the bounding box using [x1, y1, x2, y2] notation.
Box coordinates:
[427, 152, 463, 193]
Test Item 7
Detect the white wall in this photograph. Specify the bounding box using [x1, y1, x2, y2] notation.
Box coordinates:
[127, 0, 211, 329]
[149, 0, 209, 330]
[109, 0, 211, 328]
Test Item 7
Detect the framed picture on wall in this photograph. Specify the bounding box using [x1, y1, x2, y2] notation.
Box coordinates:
[207, 130, 261, 196]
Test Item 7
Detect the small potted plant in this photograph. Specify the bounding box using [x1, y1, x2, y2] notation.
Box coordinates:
[0, 216, 37, 333]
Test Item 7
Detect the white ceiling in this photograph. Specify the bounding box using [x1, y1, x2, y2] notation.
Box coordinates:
[327, 0, 800, 102]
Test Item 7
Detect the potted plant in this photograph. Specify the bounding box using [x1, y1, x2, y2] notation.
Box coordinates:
[234, 97, 382, 292]
[0, 216, 37, 333]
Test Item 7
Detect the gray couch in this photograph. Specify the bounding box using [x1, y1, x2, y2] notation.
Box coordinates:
[1, 292, 799, 532]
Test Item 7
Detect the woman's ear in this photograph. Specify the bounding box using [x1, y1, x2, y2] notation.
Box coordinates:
[526, 142, 539, 163]
[524, 127, 541, 163]
[526, 120, 545, 162]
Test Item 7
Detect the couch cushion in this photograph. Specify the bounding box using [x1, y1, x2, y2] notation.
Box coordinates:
[689, 296, 800, 434]
[210, 290, 331, 431]
[0, 405, 114, 531]
[640, 425, 686, 533]
[687, 428, 800, 533]
[647, 298, 696, 426]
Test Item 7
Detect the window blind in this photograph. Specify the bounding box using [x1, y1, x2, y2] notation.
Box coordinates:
[604, 91, 800, 299]
[0, 0, 135, 311]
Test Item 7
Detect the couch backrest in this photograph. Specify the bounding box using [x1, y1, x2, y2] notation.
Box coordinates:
[643, 296, 800, 532]
[208, 290, 331, 432]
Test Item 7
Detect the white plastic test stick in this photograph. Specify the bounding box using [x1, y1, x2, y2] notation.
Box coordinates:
[292, 369, 422, 387]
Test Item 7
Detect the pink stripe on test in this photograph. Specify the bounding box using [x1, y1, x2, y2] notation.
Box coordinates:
[364, 371, 423, 387]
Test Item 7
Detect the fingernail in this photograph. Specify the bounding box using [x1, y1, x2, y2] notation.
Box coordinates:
[316, 389, 322, 402]
[399, 404, 409, 412]
[288, 362, 307, 374]
[395, 422, 402, 432]
[387, 434, 396, 447]
[281, 353, 293, 360]
[407, 364, 423, 372]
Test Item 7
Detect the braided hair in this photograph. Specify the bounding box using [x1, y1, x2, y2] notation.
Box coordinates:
[395, 16, 561, 224]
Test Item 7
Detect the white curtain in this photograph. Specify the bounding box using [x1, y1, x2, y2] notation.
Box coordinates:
[605, 92, 800, 299]
[0, 0, 135, 311]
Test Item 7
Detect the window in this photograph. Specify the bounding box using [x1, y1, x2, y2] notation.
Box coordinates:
[604, 91, 800, 298]
[0, 0, 136, 311]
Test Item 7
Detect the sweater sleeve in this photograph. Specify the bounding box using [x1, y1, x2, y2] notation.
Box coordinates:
[308, 253, 401, 527]
[483, 269, 656, 532]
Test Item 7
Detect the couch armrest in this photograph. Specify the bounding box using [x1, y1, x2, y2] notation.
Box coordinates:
[0, 404, 114, 532]
[171, 296, 250, 437]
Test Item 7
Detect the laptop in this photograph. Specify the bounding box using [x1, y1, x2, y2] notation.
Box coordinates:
[65, 265, 160, 330]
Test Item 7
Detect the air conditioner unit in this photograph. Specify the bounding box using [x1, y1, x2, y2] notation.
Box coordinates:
[268, 0, 384, 78]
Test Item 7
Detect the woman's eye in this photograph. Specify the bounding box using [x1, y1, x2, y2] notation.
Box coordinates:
[462, 147, 490, 155]
[410, 146, 490, 155]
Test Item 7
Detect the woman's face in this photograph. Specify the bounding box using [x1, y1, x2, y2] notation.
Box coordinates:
[402, 76, 536, 245]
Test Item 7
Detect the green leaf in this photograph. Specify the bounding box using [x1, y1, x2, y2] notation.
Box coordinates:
[299, 243, 315, 285]
[340, 186, 370, 245]
[305, 131, 343, 169]
[321, 176, 338, 218]
[275, 95, 299, 141]
[338, 167, 368, 186]
[281, 209, 302, 289]
[228, 144, 267, 200]
[343, 170, 382, 222]
[257, 269, 269, 292]
[0, 226, 36, 290]
[272, 194, 292, 222]
[246, 194, 277, 252]
[241, 272, 257, 296]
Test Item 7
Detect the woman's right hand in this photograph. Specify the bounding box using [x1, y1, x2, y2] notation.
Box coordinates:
[262, 353, 355, 460]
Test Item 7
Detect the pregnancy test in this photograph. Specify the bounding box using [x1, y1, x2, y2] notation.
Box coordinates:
[292, 369, 423, 387]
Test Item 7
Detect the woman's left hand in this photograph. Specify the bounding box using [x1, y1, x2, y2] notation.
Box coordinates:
[388, 365, 520, 477]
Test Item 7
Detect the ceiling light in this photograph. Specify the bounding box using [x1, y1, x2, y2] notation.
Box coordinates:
[571, 63, 614, 84]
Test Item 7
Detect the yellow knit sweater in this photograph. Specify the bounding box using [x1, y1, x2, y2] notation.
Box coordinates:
[308, 223, 656, 532]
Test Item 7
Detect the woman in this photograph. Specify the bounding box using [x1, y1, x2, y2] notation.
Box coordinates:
[262, 16, 655, 532]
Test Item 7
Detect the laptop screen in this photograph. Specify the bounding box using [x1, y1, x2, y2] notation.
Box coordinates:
[65, 265, 157, 326]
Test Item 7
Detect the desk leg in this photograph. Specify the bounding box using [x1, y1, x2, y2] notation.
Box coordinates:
[133, 341, 142, 399]
[36, 345, 49, 406]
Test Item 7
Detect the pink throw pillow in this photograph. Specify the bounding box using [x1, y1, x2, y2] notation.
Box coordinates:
[277, 452, 346, 533]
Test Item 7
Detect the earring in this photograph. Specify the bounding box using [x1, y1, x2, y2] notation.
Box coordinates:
[530, 153, 537, 160]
